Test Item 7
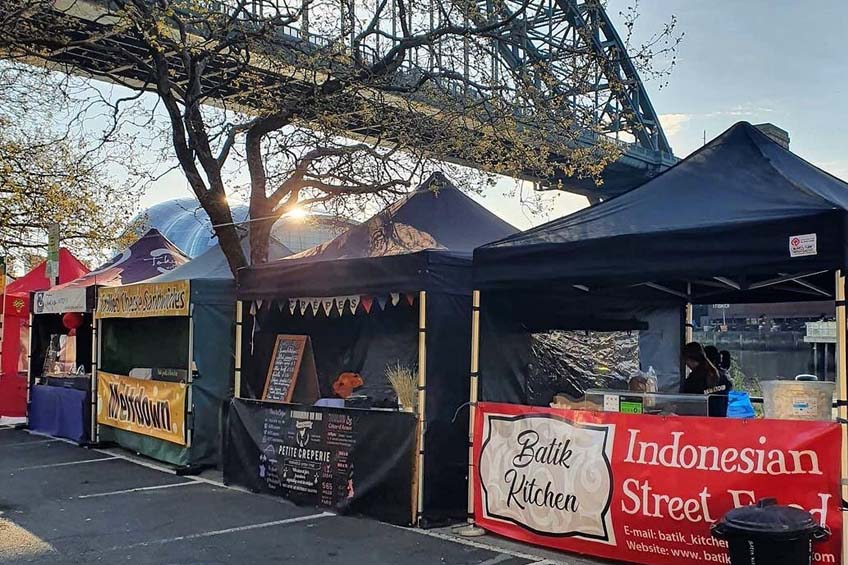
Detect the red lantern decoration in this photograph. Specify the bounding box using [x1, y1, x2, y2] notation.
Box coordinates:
[62, 312, 84, 336]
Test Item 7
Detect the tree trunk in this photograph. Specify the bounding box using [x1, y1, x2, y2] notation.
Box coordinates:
[249, 213, 275, 266]
[204, 197, 247, 276]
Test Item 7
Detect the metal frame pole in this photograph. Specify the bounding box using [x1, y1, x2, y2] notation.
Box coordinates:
[25, 311, 33, 427]
[89, 309, 97, 442]
[234, 300, 243, 399]
[685, 282, 693, 343]
[412, 290, 427, 527]
[92, 317, 102, 443]
[186, 304, 194, 448]
[834, 271, 847, 565]
[457, 290, 485, 536]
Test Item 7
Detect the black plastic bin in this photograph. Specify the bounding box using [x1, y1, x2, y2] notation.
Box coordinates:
[711, 498, 828, 565]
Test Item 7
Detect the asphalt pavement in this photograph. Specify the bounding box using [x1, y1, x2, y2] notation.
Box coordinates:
[0, 426, 609, 565]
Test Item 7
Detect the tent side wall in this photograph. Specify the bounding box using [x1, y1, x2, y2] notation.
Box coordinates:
[422, 290, 472, 523]
[188, 279, 236, 467]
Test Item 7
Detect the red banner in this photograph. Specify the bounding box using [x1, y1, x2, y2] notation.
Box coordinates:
[474, 402, 842, 565]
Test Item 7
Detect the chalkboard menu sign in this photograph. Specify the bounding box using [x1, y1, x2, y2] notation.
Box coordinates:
[262, 335, 319, 404]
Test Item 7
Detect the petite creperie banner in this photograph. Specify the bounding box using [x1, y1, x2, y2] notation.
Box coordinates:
[474, 402, 841, 565]
[96, 280, 190, 319]
[96, 371, 187, 445]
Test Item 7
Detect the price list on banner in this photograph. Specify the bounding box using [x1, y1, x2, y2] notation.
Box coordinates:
[258, 407, 355, 507]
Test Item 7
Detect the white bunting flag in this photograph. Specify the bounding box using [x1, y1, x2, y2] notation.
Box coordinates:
[299, 298, 309, 315]
[257, 299, 264, 311]
[249, 301, 257, 315]
[335, 297, 345, 316]
[348, 295, 360, 315]
[288, 299, 297, 315]
[322, 297, 334, 316]
[310, 297, 322, 315]
[390, 292, 400, 306]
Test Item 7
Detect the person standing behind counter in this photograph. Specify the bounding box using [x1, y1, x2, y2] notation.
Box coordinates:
[681, 342, 730, 417]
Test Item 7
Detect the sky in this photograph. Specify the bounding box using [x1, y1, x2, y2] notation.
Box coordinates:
[137, 0, 848, 230]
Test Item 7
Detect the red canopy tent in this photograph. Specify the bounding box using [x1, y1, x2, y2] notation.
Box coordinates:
[0, 248, 88, 419]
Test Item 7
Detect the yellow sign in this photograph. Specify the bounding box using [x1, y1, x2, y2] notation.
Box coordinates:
[96, 371, 187, 445]
[96, 280, 190, 319]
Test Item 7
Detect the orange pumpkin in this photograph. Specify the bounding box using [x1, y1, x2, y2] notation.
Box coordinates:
[332, 372, 363, 399]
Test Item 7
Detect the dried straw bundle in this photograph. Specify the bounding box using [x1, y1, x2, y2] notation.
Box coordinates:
[386, 362, 417, 413]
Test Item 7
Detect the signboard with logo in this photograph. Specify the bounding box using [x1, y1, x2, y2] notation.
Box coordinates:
[46, 223, 59, 282]
[96, 280, 190, 319]
[225, 399, 416, 525]
[789, 233, 817, 257]
[96, 371, 187, 445]
[33, 288, 89, 315]
[474, 402, 841, 565]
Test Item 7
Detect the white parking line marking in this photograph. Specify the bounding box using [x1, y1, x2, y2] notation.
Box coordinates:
[397, 526, 571, 564]
[77, 481, 200, 499]
[114, 512, 334, 550]
[9, 456, 119, 472]
[478, 555, 517, 565]
[0, 439, 61, 448]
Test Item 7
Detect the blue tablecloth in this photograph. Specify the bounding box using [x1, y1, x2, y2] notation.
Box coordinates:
[29, 384, 89, 444]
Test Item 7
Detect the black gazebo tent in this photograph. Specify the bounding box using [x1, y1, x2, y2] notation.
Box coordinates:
[466, 120, 848, 558]
[230, 172, 517, 525]
[473, 121, 848, 401]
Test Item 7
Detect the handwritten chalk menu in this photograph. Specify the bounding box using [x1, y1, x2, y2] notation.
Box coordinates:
[258, 407, 355, 508]
[262, 335, 319, 403]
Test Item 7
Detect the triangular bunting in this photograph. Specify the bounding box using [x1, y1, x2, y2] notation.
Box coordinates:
[250, 301, 257, 315]
[322, 297, 334, 316]
[299, 299, 309, 315]
[310, 297, 322, 315]
[257, 299, 264, 311]
[277, 301, 284, 312]
[361, 296, 373, 313]
[348, 295, 360, 314]
[405, 293, 415, 306]
[288, 299, 297, 315]
[390, 292, 400, 306]
[376, 295, 388, 310]
[335, 297, 345, 316]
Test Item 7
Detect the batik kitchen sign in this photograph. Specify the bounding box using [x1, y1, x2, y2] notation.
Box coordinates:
[96, 371, 187, 445]
[474, 402, 841, 565]
[96, 280, 190, 319]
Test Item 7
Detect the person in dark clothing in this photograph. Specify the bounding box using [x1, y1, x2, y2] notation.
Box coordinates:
[682, 342, 729, 417]
[719, 350, 732, 372]
[705, 346, 733, 417]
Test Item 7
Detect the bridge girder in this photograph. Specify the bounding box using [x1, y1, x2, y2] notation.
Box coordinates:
[5, 0, 676, 198]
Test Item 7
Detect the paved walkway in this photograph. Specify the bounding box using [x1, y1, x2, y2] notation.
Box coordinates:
[0, 426, 611, 564]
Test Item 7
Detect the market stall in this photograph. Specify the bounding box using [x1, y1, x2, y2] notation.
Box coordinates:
[28, 229, 189, 443]
[469, 122, 846, 565]
[0, 249, 88, 423]
[93, 237, 290, 468]
[227, 172, 517, 526]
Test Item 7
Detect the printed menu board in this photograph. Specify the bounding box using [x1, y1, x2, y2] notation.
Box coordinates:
[225, 400, 417, 525]
[258, 407, 355, 507]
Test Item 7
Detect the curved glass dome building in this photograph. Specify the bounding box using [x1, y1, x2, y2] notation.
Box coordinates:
[140, 198, 354, 257]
